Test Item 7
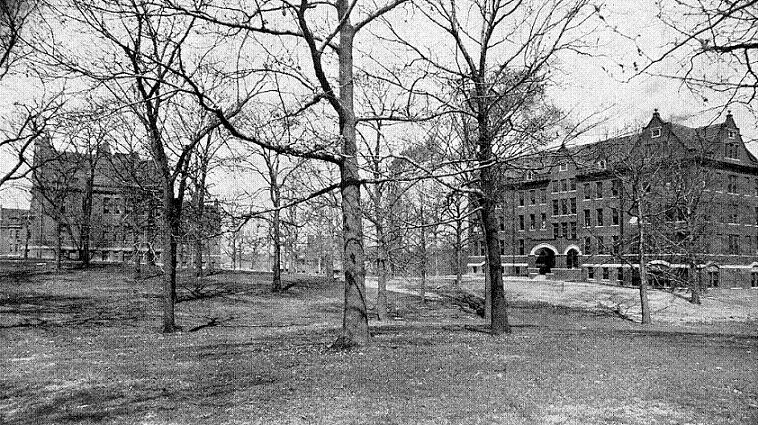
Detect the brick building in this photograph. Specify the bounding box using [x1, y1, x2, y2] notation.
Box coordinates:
[28, 136, 222, 267]
[0, 206, 29, 257]
[469, 111, 758, 288]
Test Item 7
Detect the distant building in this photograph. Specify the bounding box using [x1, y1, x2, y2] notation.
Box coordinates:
[27, 136, 222, 267]
[469, 111, 758, 288]
[0, 206, 29, 258]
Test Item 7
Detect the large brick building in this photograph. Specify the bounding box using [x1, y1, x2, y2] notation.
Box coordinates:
[27, 136, 222, 267]
[469, 111, 758, 288]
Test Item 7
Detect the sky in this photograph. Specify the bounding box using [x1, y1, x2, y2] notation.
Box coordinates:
[1, 0, 756, 209]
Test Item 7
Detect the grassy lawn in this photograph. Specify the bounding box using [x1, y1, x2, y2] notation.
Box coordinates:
[1, 268, 757, 424]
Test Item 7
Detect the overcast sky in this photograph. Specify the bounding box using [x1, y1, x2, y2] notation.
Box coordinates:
[1, 0, 756, 208]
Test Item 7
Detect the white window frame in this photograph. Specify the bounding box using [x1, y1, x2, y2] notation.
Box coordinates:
[651, 127, 661, 138]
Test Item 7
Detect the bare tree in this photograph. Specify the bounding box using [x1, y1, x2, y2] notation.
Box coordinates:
[387, 0, 593, 334]
[634, 1, 758, 114]
[166, 0, 412, 346]
[41, 1, 240, 332]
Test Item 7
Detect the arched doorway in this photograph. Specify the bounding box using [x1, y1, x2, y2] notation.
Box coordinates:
[535, 248, 556, 274]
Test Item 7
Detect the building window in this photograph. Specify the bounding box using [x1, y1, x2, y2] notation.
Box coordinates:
[611, 179, 620, 197]
[570, 198, 577, 214]
[561, 222, 568, 238]
[570, 222, 577, 239]
[584, 209, 591, 227]
[588, 267, 595, 279]
[597, 236, 605, 254]
[618, 268, 624, 283]
[552, 223, 560, 239]
[755, 207, 758, 225]
[596, 208, 604, 227]
[552, 200, 559, 216]
[566, 249, 579, 269]
[754, 179, 758, 196]
[707, 267, 719, 288]
[728, 130, 736, 139]
[728, 234, 740, 254]
[561, 179, 568, 192]
[541, 213, 547, 229]
[584, 183, 592, 199]
[569, 178, 576, 191]
[597, 160, 607, 170]
[602, 267, 610, 280]
[526, 171, 534, 181]
[584, 236, 592, 254]
[529, 214, 536, 231]
[751, 271, 758, 288]
[499, 217, 505, 231]
[552, 181, 559, 193]
[518, 215, 524, 231]
[727, 175, 738, 193]
[559, 163, 567, 172]
[612, 208, 619, 225]
[540, 189, 547, 204]
[596, 182, 603, 198]
[518, 239, 525, 255]
[612, 235, 619, 255]
[561, 199, 568, 215]
[530, 190, 536, 205]
[518, 191, 525, 206]
[103, 197, 111, 214]
[651, 127, 661, 138]
[726, 143, 738, 159]
[500, 240, 505, 255]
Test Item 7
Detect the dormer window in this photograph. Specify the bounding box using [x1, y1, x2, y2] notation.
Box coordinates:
[728, 130, 736, 139]
[525, 171, 534, 181]
[558, 163, 567, 172]
[597, 160, 607, 170]
[651, 127, 661, 138]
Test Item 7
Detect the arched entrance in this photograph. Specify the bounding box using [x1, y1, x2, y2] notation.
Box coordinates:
[535, 248, 556, 274]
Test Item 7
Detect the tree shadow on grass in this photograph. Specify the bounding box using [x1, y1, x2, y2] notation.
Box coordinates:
[0, 292, 150, 330]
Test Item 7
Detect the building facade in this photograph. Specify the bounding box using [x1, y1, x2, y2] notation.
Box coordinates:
[0, 206, 29, 258]
[27, 137, 222, 267]
[469, 111, 758, 288]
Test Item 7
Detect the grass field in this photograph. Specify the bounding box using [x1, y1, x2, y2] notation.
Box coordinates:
[1, 268, 757, 424]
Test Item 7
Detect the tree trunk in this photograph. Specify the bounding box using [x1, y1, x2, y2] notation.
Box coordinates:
[419, 215, 427, 305]
[690, 262, 701, 304]
[326, 219, 335, 280]
[161, 187, 179, 333]
[23, 210, 30, 260]
[484, 252, 491, 321]
[477, 111, 510, 334]
[454, 219, 463, 287]
[271, 207, 282, 292]
[80, 166, 95, 267]
[636, 200, 652, 325]
[376, 219, 388, 320]
[55, 221, 62, 271]
[333, 13, 369, 347]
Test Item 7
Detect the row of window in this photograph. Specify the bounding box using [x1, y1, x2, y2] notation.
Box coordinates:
[516, 207, 620, 231]
[714, 173, 758, 196]
[518, 189, 547, 206]
[516, 180, 622, 208]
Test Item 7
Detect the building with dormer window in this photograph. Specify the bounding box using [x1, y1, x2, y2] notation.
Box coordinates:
[469, 111, 758, 288]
